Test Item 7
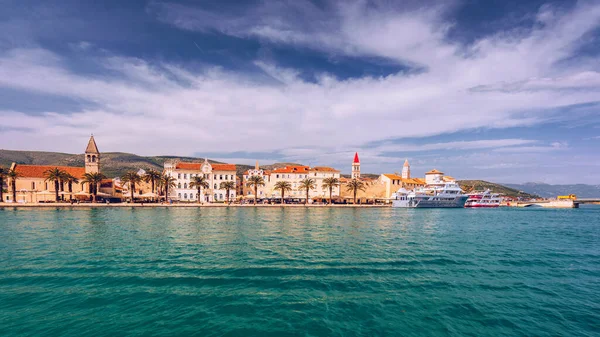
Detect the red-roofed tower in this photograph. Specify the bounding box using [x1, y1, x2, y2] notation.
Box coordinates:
[351, 152, 360, 179]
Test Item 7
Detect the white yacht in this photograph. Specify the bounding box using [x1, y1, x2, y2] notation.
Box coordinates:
[465, 189, 503, 208]
[392, 182, 469, 208]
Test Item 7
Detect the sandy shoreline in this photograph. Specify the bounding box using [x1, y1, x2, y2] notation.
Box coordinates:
[0, 203, 390, 208]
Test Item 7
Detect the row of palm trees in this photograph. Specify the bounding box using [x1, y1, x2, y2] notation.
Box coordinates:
[0, 166, 108, 203]
[1, 166, 367, 205]
[245, 176, 366, 205]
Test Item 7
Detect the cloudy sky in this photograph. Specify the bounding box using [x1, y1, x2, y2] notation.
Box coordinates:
[1, 0, 600, 183]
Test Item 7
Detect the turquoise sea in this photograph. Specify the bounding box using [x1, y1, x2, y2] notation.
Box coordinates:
[1, 206, 599, 336]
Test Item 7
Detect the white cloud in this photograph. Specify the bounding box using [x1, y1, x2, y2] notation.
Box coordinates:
[1, 1, 600, 183]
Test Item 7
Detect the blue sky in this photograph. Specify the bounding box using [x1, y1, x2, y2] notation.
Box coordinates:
[1, 0, 600, 183]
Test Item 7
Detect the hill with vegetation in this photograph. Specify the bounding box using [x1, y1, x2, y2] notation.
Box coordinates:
[0, 149, 301, 178]
[457, 180, 539, 199]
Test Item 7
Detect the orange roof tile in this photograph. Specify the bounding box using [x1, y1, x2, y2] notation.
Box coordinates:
[14, 165, 86, 179]
[426, 169, 444, 174]
[175, 162, 201, 170]
[272, 166, 310, 173]
[309, 166, 340, 172]
[175, 162, 236, 171]
[382, 174, 403, 180]
[212, 164, 236, 171]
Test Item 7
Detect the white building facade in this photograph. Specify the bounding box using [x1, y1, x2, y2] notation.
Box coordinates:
[163, 159, 237, 202]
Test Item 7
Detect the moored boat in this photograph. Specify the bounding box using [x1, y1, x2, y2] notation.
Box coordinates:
[391, 182, 468, 208]
[465, 189, 502, 208]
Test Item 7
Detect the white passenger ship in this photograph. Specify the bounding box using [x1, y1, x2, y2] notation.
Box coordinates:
[391, 182, 469, 208]
[465, 189, 502, 208]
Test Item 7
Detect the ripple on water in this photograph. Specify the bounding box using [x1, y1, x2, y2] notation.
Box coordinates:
[0, 207, 599, 336]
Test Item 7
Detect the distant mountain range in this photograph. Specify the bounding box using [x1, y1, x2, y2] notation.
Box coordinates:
[503, 183, 600, 199]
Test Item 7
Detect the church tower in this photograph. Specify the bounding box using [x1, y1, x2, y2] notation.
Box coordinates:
[351, 152, 360, 179]
[402, 159, 410, 179]
[85, 135, 100, 174]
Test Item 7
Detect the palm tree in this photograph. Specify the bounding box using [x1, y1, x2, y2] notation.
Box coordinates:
[143, 169, 161, 194]
[7, 169, 20, 203]
[346, 178, 366, 204]
[44, 167, 67, 202]
[299, 178, 316, 205]
[64, 173, 79, 201]
[0, 167, 6, 202]
[246, 175, 265, 205]
[220, 181, 236, 204]
[159, 174, 176, 201]
[121, 171, 142, 202]
[322, 177, 340, 205]
[190, 176, 210, 203]
[273, 181, 292, 205]
[83, 172, 106, 203]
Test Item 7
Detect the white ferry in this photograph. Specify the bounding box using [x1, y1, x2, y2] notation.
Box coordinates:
[391, 182, 469, 208]
[465, 189, 502, 208]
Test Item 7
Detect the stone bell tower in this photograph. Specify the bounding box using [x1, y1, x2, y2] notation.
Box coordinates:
[351, 152, 360, 179]
[402, 159, 410, 179]
[85, 135, 100, 174]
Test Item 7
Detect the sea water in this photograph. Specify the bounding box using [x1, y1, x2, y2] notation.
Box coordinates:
[0, 206, 599, 336]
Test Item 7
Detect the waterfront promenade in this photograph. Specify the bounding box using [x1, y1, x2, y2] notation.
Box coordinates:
[0, 203, 390, 208]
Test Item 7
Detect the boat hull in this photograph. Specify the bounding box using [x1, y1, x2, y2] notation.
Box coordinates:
[465, 204, 499, 208]
[392, 196, 468, 208]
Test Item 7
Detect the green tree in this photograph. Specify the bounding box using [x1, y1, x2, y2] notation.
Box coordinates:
[121, 171, 142, 202]
[299, 178, 316, 205]
[0, 167, 6, 202]
[159, 174, 176, 201]
[64, 173, 79, 201]
[7, 169, 21, 203]
[322, 177, 340, 205]
[346, 178, 366, 204]
[219, 180, 236, 204]
[273, 181, 292, 205]
[190, 175, 210, 203]
[246, 175, 265, 205]
[143, 169, 161, 194]
[44, 167, 67, 202]
[83, 172, 106, 203]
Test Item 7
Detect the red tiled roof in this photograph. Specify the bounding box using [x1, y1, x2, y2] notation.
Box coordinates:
[310, 166, 340, 172]
[353, 152, 360, 163]
[426, 169, 444, 174]
[272, 166, 310, 173]
[174, 162, 236, 171]
[14, 165, 86, 179]
[175, 162, 201, 170]
[212, 164, 236, 171]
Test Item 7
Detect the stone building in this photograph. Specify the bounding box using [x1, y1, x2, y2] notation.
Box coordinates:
[5, 135, 102, 203]
[163, 158, 237, 202]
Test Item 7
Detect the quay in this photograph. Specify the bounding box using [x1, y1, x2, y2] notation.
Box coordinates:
[0, 203, 391, 208]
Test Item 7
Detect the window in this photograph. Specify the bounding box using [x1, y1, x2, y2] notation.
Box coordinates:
[214, 193, 217, 200]
[214, 183, 217, 189]
[219, 194, 223, 200]
[45, 182, 48, 190]
[184, 174, 187, 179]
[184, 183, 187, 189]
[276, 174, 279, 178]
[178, 173, 181, 179]
[220, 175, 223, 180]
[314, 173, 317, 177]
[178, 183, 181, 188]
[184, 193, 188, 199]
[178, 193, 181, 199]
[31, 182, 35, 190]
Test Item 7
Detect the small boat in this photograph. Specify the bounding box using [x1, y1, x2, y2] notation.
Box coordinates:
[391, 182, 469, 208]
[465, 189, 502, 208]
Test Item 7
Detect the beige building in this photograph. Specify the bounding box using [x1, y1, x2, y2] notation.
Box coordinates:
[378, 160, 456, 199]
[242, 162, 341, 201]
[6, 136, 101, 203]
[163, 159, 237, 202]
